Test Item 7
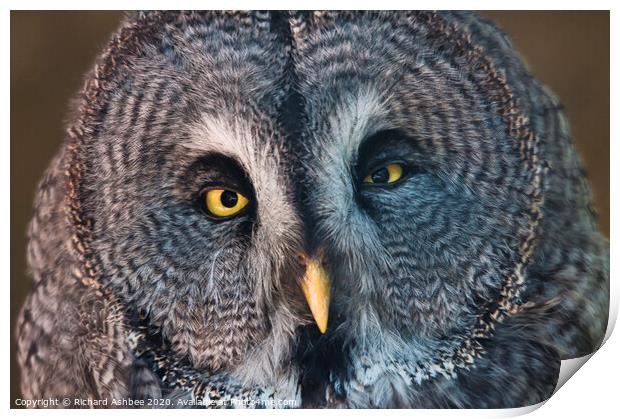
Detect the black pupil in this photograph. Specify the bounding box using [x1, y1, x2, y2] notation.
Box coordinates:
[220, 190, 238, 208]
[371, 167, 389, 183]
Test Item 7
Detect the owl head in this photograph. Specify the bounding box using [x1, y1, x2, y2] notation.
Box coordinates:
[57, 10, 607, 406]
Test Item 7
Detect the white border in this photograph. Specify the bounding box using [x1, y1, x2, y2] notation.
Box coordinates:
[4, 2, 616, 418]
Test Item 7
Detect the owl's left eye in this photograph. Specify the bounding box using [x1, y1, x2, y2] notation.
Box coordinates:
[362, 163, 404, 185]
[201, 188, 250, 219]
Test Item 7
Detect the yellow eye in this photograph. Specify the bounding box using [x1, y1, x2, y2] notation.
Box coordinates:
[363, 163, 404, 184]
[204, 189, 249, 218]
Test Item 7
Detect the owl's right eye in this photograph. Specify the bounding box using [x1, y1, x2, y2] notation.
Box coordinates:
[200, 188, 250, 219]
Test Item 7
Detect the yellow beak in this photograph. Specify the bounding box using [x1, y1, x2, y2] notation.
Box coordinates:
[299, 253, 331, 333]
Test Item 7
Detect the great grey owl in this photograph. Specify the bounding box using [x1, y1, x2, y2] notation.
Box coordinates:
[17, 11, 609, 409]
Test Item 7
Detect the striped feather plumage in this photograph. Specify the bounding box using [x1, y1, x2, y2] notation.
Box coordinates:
[17, 11, 608, 408]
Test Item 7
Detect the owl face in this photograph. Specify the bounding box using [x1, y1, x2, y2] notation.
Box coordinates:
[18, 10, 608, 408]
[78, 11, 541, 392]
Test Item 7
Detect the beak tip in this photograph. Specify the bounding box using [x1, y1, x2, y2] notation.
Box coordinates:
[300, 254, 331, 335]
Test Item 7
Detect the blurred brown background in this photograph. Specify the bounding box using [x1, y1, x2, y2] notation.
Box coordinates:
[10, 11, 610, 405]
